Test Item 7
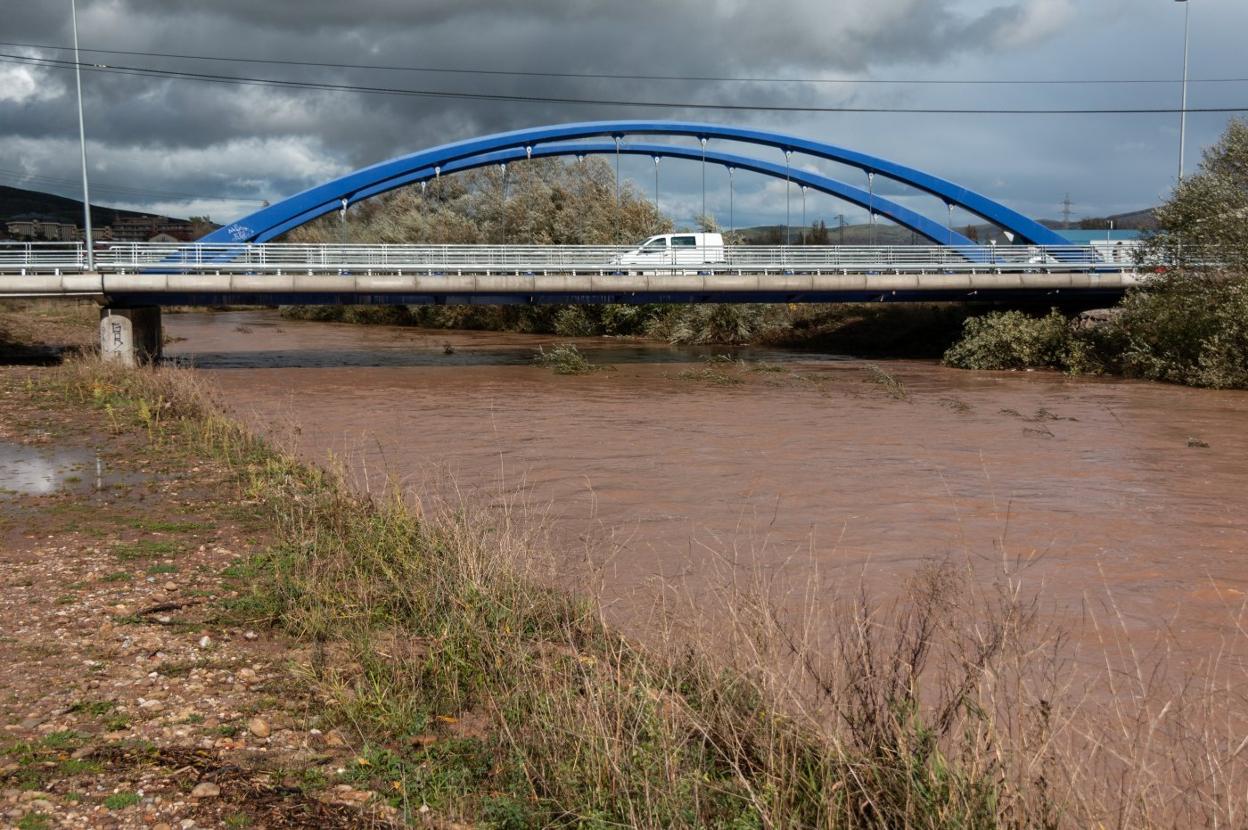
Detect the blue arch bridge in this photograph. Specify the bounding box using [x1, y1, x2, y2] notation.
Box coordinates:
[0, 120, 1146, 364]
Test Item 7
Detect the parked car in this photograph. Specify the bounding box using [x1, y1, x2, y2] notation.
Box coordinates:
[613, 233, 726, 268]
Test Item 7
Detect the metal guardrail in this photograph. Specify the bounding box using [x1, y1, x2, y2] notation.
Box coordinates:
[0, 241, 1146, 276]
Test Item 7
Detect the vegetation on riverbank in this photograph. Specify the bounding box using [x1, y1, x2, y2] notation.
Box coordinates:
[281, 301, 978, 355]
[12, 336, 1238, 827]
[941, 274, 1248, 388]
[532, 343, 601, 374]
[943, 120, 1248, 389]
[0, 299, 96, 363]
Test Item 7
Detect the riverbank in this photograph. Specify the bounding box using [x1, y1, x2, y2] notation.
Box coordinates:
[8, 349, 1023, 826]
[4, 306, 1247, 827]
[0, 364, 402, 827]
[0, 300, 97, 364]
[281, 270, 1248, 389]
[279, 301, 978, 355]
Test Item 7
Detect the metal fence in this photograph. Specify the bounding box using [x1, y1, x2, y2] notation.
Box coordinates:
[0, 241, 1149, 276]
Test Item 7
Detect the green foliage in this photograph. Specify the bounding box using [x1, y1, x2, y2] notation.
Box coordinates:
[532, 343, 598, 375]
[942, 309, 1080, 371]
[16, 813, 50, 830]
[481, 795, 536, 829]
[1147, 118, 1248, 271]
[41, 731, 83, 750]
[1111, 272, 1248, 388]
[68, 699, 117, 717]
[103, 792, 140, 810]
[112, 539, 179, 561]
[650, 304, 774, 345]
[942, 273, 1248, 388]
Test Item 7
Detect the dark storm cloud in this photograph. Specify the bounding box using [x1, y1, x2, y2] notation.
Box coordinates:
[1, 0, 1245, 226]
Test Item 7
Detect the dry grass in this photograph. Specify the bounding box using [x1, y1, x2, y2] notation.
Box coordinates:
[40, 354, 1248, 828]
[863, 364, 909, 400]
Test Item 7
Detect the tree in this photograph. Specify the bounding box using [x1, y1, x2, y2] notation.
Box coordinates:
[809, 220, 829, 245]
[1148, 118, 1248, 271]
[188, 215, 218, 238]
[286, 157, 669, 245]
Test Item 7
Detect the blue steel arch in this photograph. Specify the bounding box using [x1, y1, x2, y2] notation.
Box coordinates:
[255, 141, 974, 246]
[201, 121, 1067, 246]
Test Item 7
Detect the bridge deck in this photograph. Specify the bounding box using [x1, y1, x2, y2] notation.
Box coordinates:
[0, 242, 1145, 304]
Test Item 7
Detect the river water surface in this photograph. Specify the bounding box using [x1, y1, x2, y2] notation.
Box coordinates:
[168, 310, 1248, 675]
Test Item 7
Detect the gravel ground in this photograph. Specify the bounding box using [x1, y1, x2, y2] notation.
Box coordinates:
[0, 360, 401, 829]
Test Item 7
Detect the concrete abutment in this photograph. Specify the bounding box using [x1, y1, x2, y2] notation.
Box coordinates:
[99, 306, 162, 366]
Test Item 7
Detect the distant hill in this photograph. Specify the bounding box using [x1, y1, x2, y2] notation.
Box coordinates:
[733, 207, 1159, 246]
[1032, 209, 1158, 233]
[0, 185, 181, 227]
[1089, 208, 1160, 231]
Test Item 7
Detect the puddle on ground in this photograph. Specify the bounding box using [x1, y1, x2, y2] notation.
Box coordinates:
[0, 441, 118, 497]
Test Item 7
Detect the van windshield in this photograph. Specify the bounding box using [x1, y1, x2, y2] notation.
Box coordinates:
[641, 238, 668, 251]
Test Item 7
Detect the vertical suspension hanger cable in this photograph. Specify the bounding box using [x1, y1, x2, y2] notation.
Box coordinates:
[784, 149, 792, 246]
[728, 166, 735, 237]
[499, 162, 507, 243]
[867, 171, 875, 247]
[700, 136, 707, 227]
[613, 137, 621, 206]
[653, 156, 661, 230]
[614, 136, 621, 242]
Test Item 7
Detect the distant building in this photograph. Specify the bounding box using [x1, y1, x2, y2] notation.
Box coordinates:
[110, 216, 196, 242]
[1064, 229, 1145, 263]
[5, 218, 81, 241]
[1062, 229, 1146, 244]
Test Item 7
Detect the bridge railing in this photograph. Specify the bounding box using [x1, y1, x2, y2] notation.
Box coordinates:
[0, 241, 1157, 276]
[0, 242, 87, 271]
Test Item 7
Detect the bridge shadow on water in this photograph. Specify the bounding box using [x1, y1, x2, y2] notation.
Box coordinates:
[168, 343, 840, 371]
[162, 310, 856, 370]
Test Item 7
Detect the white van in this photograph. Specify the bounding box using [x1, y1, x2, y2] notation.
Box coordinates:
[614, 233, 726, 267]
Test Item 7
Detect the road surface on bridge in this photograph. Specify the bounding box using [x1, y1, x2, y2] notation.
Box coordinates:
[1, 242, 1144, 305]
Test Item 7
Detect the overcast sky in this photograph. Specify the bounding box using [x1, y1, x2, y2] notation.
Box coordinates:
[2, 0, 1246, 233]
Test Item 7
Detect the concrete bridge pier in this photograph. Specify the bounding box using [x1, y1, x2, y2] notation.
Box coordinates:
[99, 306, 162, 366]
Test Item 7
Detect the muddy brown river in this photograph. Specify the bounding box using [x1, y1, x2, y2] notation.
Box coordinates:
[167, 310, 1248, 676]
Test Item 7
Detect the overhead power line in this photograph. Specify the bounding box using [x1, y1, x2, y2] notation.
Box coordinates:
[3, 53, 1247, 115]
[4, 40, 1247, 86]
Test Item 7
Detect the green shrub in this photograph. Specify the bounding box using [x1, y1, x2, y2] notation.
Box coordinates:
[941, 309, 1076, 371]
[553, 306, 596, 337]
[941, 274, 1248, 389]
[1112, 272, 1248, 388]
[533, 343, 597, 374]
[649, 304, 773, 345]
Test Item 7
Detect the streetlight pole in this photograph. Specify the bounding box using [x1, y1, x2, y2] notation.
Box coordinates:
[1177, 0, 1190, 182]
[71, 0, 94, 270]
